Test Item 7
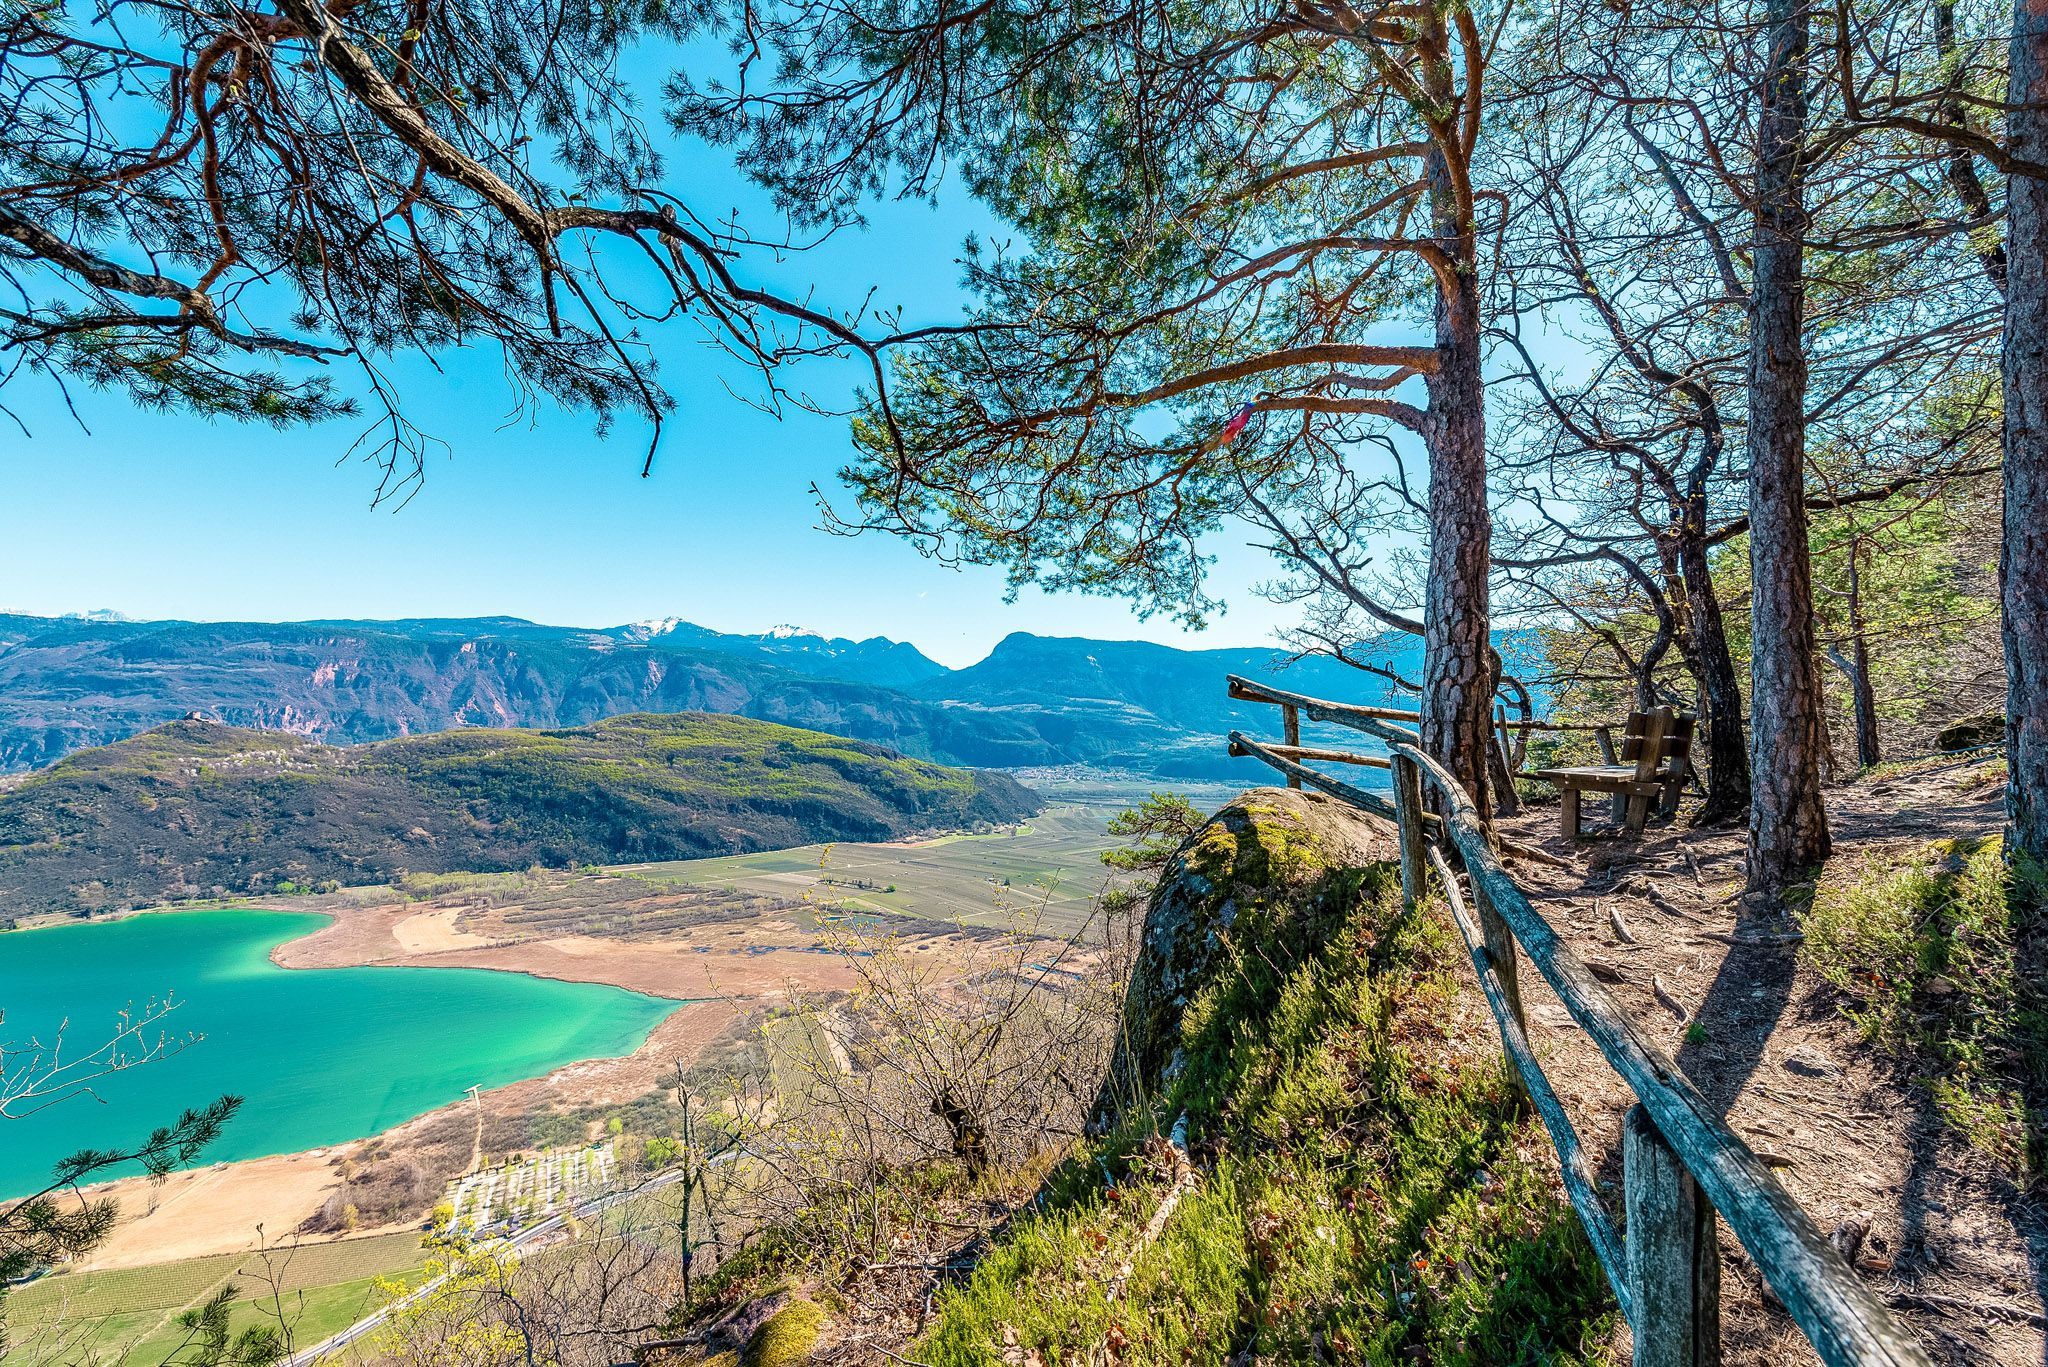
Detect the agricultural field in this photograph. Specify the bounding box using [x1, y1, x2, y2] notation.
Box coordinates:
[2, 1229, 428, 1366]
[611, 777, 1234, 939]
[447, 1143, 617, 1230]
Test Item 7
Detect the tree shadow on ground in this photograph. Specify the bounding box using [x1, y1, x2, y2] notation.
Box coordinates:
[1794, 833, 2048, 1364]
[1672, 939, 1800, 1116]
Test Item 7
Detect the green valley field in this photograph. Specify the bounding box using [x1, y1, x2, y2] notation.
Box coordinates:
[612, 774, 1238, 937]
[1, 1229, 428, 1366]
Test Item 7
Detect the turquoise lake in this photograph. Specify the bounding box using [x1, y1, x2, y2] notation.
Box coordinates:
[0, 909, 677, 1198]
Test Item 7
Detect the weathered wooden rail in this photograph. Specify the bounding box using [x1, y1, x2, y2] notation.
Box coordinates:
[1226, 675, 1931, 1367]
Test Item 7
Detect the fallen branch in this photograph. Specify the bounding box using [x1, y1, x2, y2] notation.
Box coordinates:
[1614, 874, 1689, 918]
[1886, 1290, 2048, 1329]
[859, 1258, 979, 1273]
[1499, 836, 1574, 869]
[1651, 975, 1688, 1022]
[1106, 1114, 1196, 1303]
[1607, 903, 1638, 945]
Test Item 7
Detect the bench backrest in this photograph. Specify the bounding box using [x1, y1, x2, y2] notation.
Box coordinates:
[1618, 706, 1674, 784]
[1663, 712, 1696, 778]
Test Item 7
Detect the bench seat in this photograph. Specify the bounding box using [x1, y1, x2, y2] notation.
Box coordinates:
[1521, 706, 1695, 838]
[1526, 765, 1669, 796]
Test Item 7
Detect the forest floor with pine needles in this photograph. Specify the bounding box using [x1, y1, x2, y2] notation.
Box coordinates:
[1501, 750, 2045, 1366]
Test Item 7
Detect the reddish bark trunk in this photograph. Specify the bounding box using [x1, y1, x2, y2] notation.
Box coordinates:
[1745, 0, 1833, 892]
[1420, 121, 1494, 813]
[1421, 310, 1494, 815]
[2005, 0, 2048, 866]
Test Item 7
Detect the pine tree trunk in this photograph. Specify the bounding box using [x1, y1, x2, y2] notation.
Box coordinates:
[1677, 499, 1752, 825]
[1846, 552, 1882, 770]
[1745, 0, 1832, 893]
[1422, 277, 1495, 813]
[1421, 121, 1494, 813]
[1849, 636, 1881, 770]
[2005, 0, 2048, 867]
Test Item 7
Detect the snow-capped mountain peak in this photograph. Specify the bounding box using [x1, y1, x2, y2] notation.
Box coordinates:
[619, 616, 687, 641]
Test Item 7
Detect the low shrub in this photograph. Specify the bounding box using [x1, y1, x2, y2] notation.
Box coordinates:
[1802, 836, 2048, 1179]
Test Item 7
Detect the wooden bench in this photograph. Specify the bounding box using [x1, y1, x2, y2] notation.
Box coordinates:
[1527, 706, 1696, 838]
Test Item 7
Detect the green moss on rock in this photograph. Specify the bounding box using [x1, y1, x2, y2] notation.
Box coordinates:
[924, 787, 1617, 1366]
[742, 1297, 826, 1367]
[1093, 786, 1400, 1127]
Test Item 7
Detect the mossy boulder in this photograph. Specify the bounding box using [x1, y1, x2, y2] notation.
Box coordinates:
[741, 1297, 826, 1367]
[1091, 786, 1398, 1130]
[1935, 712, 2005, 752]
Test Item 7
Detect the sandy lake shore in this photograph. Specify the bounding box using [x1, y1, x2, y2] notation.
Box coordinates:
[69, 889, 880, 1270]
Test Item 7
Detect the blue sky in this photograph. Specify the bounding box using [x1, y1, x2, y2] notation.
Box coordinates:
[1, 373, 1296, 669]
[0, 35, 1478, 669]
[0, 165, 1305, 672]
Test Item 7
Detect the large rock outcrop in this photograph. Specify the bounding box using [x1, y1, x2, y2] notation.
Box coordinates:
[1091, 785, 1400, 1129]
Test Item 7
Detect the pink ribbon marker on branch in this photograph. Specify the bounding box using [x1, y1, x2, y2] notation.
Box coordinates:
[1203, 400, 1257, 452]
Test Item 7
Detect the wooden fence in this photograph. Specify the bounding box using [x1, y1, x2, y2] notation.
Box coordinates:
[1225, 674, 1931, 1367]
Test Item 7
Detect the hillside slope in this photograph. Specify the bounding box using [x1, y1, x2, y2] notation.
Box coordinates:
[0, 714, 1040, 915]
[914, 633, 1423, 776]
[672, 788, 1615, 1366]
[0, 615, 1061, 774]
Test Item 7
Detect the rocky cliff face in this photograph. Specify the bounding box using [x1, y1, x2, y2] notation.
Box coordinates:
[1092, 785, 1400, 1128]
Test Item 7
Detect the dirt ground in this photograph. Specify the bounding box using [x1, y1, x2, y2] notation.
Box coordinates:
[76, 1150, 359, 1270]
[275, 900, 877, 1001]
[1496, 753, 2046, 1365]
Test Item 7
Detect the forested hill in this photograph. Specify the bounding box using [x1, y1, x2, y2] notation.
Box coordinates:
[0, 713, 1040, 916]
[0, 613, 1435, 779]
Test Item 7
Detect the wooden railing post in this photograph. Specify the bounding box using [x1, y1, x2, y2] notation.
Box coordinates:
[1470, 876, 1525, 1038]
[1391, 754, 1428, 912]
[1625, 1103, 1722, 1367]
[1281, 704, 1301, 789]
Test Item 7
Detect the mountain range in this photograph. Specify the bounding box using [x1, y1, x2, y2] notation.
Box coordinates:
[0, 613, 1418, 779]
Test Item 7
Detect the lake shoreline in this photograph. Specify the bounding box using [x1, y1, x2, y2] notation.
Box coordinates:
[2, 906, 703, 1270]
[58, 1001, 736, 1271]
[23, 884, 882, 1272]
[11, 805, 1128, 1276]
